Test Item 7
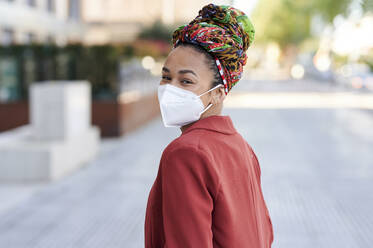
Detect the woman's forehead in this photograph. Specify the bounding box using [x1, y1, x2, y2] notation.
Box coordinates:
[163, 46, 208, 74]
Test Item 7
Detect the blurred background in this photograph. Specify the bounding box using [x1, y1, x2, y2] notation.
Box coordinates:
[0, 0, 372, 247]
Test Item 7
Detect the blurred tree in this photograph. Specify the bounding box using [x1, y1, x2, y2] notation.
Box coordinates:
[360, 48, 373, 72]
[315, 0, 351, 22]
[252, 0, 354, 71]
[252, 0, 352, 48]
[361, 0, 373, 12]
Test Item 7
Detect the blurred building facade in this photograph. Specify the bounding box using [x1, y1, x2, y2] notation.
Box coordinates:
[0, 0, 233, 45]
[82, 0, 232, 44]
[0, 0, 85, 45]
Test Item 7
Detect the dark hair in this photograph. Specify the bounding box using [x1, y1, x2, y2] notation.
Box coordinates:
[174, 41, 224, 89]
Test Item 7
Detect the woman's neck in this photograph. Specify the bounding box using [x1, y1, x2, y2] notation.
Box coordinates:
[180, 110, 222, 134]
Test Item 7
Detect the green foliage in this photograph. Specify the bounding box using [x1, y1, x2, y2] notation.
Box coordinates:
[361, 0, 373, 12]
[72, 45, 121, 99]
[314, 0, 351, 22]
[252, 0, 352, 48]
[332, 52, 349, 68]
[359, 48, 373, 72]
[0, 44, 123, 100]
[0, 41, 172, 101]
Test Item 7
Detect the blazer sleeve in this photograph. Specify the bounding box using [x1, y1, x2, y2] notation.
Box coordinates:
[246, 142, 261, 180]
[160, 145, 218, 248]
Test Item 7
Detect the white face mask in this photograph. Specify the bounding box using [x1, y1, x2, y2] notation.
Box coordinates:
[157, 83, 223, 127]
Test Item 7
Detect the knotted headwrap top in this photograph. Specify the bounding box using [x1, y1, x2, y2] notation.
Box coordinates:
[172, 3, 255, 94]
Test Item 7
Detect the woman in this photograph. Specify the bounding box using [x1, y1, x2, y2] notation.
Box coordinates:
[145, 3, 274, 248]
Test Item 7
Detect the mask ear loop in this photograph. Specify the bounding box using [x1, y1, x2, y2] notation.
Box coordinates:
[200, 103, 213, 115]
[197, 84, 224, 98]
[198, 84, 224, 115]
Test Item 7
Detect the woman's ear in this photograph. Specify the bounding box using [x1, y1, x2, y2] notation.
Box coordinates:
[212, 87, 226, 104]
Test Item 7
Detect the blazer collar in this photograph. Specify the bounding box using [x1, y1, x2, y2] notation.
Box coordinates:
[181, 115, 237, 135]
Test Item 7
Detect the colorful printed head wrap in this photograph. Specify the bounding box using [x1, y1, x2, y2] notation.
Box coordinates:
[171, 3, 255, 94]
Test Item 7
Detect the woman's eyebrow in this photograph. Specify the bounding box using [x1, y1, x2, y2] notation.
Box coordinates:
[162, 67, 198, 78]
[178, 69, 198, 78]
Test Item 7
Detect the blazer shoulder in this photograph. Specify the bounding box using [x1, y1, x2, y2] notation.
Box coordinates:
[163, 130, 205, 154]
[160, 130, 220, 173]
[162, 136, 203, 161]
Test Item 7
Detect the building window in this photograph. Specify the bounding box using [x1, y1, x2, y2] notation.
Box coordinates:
[26, 0, 36, 7]
[68, 0, 80, 20]
[1, 28, 15, 46]
[47, 0, 55, 13]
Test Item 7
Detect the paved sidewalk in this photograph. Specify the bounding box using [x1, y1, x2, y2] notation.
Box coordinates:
[0, 79, 372, 248]
[0, 117, 179, 248]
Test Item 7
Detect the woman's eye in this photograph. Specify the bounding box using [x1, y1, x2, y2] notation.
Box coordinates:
[162, 76, 171, 80]
[181, 79, 193, 84]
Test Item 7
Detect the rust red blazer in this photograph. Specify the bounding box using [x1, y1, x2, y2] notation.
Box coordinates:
[144, 115, 274, 247]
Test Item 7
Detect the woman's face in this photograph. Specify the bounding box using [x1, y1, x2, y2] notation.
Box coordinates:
[160, 46, 222, 110]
